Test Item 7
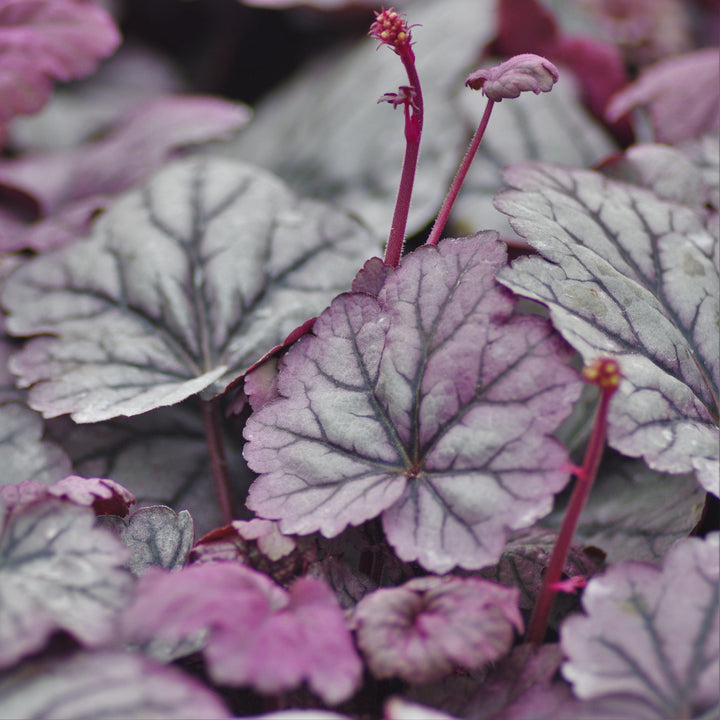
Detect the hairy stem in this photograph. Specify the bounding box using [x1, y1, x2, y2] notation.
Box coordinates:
[201, 397, 236, 525]
[426, 98, 495, 246]
[384, 47, 424, 268]
[526, 369, 617, 644]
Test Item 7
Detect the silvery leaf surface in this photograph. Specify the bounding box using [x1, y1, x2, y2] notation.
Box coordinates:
[245, 233, 582, 573]
[0, 650, 230, 720]
[98, 505, 193, 576]
[561, 533, 720, 720]
[2, 157, 378, 422]
[495, 163, 719, 495]
[0, 499, 132, 668]
[0, 402, 71, 484]
[543, 452, 705, 564]
[45, 401, 251, 536]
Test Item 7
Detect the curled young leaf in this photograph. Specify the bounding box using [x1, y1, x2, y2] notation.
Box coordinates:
[465, 54, 559, 101]
[353, 575, 523, 683]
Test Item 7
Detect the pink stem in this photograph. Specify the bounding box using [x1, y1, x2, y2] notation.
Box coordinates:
[426, 98, 495, 246]
[384, 47, 424, 268]
[525, 386, 613, 645]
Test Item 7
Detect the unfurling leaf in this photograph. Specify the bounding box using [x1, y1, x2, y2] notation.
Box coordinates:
[245, 233, 582, 573]
[465, 54, 559, 101]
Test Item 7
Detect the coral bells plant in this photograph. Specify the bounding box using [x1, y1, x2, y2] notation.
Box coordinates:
[0, 1, 718, 718]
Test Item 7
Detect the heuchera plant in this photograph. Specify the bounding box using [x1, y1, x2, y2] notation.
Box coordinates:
[0, 1, 718, 718]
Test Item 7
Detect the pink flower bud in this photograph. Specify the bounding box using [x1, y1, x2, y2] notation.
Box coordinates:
[465, 54, 559, 101]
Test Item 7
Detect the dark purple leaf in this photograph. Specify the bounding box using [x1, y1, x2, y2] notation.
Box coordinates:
[2, 157, 378, 422]
[496, 163, 719, 496]
[561, 533, 720, 719]
[0, 650, 231, 719]
[0, 95, 251, 252]
[0, 401, 71, 484]
[0, 498, 132, 668]
[99, 505, 193, 576]
[120, 563, 363, 704]
[353, 575, 523, 683]
[607, 48, 720, 144]
[245, 233, 582, 572]
[0, 0, 120, 123]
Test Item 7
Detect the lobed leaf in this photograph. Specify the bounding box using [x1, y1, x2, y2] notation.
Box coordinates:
[2, 157, 378, 422]
[0, 498, 132, 668]
[0, 650, 230, 719]
[120, 562, 363, 704]
[99, 505, 193, 576]
[496, 162, 720, 495]
[245, 233, 582, 572]
[561, 533, 720, 720]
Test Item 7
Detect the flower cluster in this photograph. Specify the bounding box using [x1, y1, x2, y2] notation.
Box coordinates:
[369, 7, 414, 54]
[582, 357, 621, 391]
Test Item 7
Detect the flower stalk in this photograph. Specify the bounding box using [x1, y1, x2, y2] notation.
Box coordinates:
[525, 357, 621, 645]
[369, 7, 424, 268]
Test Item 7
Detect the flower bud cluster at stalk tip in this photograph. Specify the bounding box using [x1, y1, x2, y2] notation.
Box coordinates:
[582, 357, 621, 391]
[369, 7, 414, 54]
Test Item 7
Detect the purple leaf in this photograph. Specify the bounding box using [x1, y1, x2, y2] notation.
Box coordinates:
[495, 163, 719, 496]
[606, 48, 720, 144]
[2, 157, 378, 422]
[120, 563, 363, 704]
[48, 474, 135, 516]
[233, 518, 296, 561]
[0, 650, 231, 719]
[0, 498, 132, 669]
[99, 505, 193, 576]
[0, 95, 251, 252]
[245, 233, 582, 572]
[0, 401, 71, 483]
[0, 0, 120, 123]
[352, 575, 523, 683]
[465, 54, 559, 101]
[561, 533, 720, 719]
